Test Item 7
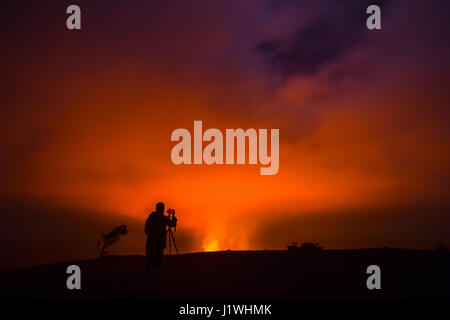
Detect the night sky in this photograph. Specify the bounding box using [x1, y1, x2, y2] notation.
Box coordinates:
[1, 0, 450, 270]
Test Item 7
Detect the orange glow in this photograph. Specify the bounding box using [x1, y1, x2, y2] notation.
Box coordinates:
[4, 62, 450, 252]
[2, 0, 450, 259]
[203, 239, 219, 252]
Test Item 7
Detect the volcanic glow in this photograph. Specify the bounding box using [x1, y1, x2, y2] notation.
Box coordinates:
[203, 239, 219, 252]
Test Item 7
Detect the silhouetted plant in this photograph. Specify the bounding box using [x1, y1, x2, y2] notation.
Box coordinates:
[286, 241, 298, 250]
[300, 242, 323, 251]
[434, 242, 447, 252]
[97, 225, 128, 257]
[286, 241, 323, 251]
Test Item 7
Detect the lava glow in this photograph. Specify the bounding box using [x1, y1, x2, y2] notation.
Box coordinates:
[203, 239, 219, 252]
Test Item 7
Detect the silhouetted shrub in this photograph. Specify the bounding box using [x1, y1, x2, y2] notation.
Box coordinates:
[97, 225, 128, 257]
[434, 242, 447, 252]
[300, 242, 323, 251]
[286, 241, 323, 251]
[286, 241, 298, 251]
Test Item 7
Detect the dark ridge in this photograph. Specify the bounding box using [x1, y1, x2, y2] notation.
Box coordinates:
[1, 249, 449, 299]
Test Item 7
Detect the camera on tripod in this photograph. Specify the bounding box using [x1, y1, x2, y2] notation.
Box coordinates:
[165, 208, 178, 255]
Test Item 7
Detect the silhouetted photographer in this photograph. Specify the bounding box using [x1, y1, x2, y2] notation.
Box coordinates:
[144, 202, 177, 293]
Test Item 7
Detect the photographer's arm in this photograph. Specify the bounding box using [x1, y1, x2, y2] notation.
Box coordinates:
[164, 215, 177, 228]
[169, 216, 177, 228]
[164, 209, 178, 228]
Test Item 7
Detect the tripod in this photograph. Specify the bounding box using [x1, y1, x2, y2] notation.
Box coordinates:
[166, 221, 179, 289]
[167, 226, 179, 255]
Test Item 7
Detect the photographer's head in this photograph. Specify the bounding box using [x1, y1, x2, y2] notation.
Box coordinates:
[156, 202, 165, 213]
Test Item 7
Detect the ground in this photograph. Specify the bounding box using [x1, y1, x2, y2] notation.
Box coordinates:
[1, 249, 449, 299]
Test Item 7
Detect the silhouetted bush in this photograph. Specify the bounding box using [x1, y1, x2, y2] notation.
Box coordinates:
[97, 225, 128, 257]
[300, 242, 323, 251]
[287, 241, 323, 251]
[286, 241, 298, 250]
[434, 242, 447, 252]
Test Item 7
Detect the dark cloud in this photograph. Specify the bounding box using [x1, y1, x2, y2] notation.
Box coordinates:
[256, 0, 394, 78]
[0, 197, 201, 270]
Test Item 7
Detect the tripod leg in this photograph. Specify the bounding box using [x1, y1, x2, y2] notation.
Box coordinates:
[170, 230, 179, 254]
[167, 228, 173, 289]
